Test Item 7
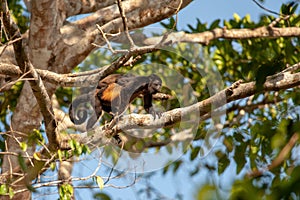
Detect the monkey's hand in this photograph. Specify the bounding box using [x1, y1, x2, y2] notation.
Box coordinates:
[148, 107, 162, 119]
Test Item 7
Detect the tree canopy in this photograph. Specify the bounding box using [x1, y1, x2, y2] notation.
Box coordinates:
[1, 0, 300, 199]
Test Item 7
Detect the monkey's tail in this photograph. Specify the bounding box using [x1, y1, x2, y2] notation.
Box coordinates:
[69, 93, 91, 125]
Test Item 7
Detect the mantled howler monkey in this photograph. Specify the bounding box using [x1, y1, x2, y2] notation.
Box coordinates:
[69, 74, 162, 130]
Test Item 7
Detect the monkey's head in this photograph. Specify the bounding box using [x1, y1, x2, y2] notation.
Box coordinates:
[148, 74, 162, 94]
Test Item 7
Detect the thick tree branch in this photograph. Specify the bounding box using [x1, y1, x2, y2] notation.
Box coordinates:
[64, 0, 117, 17]
[24, 0, 117, 17]
[143, 26, 300, 45]
[74, 0, 142, 30]
[28, 0, 65, 70]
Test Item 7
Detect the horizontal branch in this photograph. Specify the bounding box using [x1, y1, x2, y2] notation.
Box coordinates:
[144, 26, 300, 45]
[64, 0, 116, 17]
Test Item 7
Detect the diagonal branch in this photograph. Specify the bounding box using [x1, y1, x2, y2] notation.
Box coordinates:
[248, 133, 299, 178]
[116, 0, 136, 48]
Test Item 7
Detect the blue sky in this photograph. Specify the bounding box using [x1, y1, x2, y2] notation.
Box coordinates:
[178, 0, 285, 28]
[31, 1, 289, 199]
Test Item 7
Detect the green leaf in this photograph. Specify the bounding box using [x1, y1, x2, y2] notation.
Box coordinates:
[162, 163, 170, 175]
[33, 152, 41, 161]
[190, 147, 200, 161]
[234, 143, 247, 174]
[230, 180, 258, 200]
[82, 144, 91, 154]
[196, 185, 218, 200]
[173, 160, 182, 173]
[58, 149, 63, 162]
[28, 129, 45, 145]
[0, 185, 14, 199]
[93, 192, 111, 200]
[218, 152, 230, 174]
[233, 13, 241, 22]
[50, 162, 56, 171]
[0, 184, 8, 195]
[96, 176, 104, 190]
[20, 142, 27, 151]
[209, 19, 220, 30]
[59, 184, 73, 200]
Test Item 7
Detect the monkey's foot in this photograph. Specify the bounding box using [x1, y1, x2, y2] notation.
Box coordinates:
[108, 112, 123, 128]
[113, 134, 122, 144]
[103, 117, 122, 144]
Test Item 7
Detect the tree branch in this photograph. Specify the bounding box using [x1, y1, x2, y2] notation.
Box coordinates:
[248, 133, 299, 178]
[63, 0, 117, 17]
[1, 1, 59, 149]
[143, 26, 300, 45]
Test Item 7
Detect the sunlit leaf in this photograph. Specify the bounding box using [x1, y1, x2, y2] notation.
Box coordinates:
[96, 176, 104, 190]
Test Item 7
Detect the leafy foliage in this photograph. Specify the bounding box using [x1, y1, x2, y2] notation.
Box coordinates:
[59, 183, 74, 200]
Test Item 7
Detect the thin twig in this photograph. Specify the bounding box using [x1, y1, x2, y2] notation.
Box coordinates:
[116, 0, 136, 49]
[268, 15, 291, 27]
[252, 0, 282, 16]
[0, 70, 31, 92]
[95, 24, 116, 53]
[0, 37, 22, 57]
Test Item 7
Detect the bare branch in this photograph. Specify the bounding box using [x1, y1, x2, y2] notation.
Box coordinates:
[64, 0, 117, 17]
[143, 26, 300, 46]
[248, 133, 299, 178]
[94, 24, 116, 53]
[116, 0, 136, 49]
[252, 0, 281, 16]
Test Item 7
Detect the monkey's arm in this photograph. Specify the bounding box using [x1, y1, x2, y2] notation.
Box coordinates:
[143, 93, 161, 118]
